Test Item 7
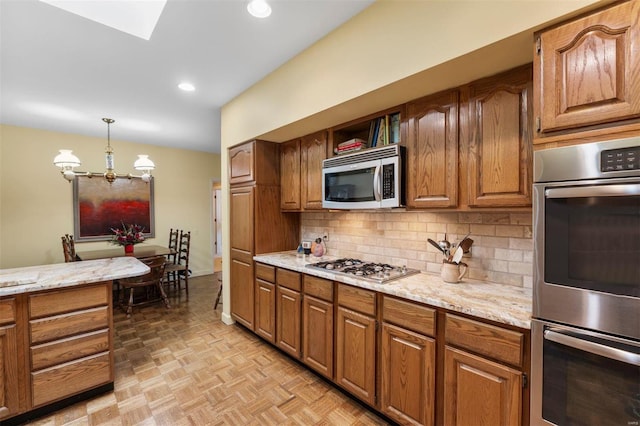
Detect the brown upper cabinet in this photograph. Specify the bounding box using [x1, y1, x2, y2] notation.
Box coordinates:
[406, 90, 459, 208]
[534, 0, 640, 143]
[280, 139, 301, 210]
[280, 130, 328, 211]
[229, 140, 280, 186]
[465, 65, 533, 208]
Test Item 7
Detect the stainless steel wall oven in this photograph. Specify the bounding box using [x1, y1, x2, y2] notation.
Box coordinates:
[532, 137, 640, 425]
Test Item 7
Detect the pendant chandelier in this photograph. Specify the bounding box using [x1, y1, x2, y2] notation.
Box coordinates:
[53, 118, 155, 183]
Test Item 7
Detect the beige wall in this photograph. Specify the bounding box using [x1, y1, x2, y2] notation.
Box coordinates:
[218, 0, 604, 322]
[0, 124, 220, 275]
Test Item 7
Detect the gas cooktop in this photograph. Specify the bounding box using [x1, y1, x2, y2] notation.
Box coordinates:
[305, 258, 420, 284]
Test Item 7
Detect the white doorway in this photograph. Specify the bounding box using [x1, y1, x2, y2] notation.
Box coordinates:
[212, 183, 222, 272]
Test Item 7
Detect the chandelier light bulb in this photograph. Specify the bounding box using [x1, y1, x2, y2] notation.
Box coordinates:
[63, 169, 76, 181]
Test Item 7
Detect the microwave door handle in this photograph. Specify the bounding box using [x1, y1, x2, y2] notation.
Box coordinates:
[373, 165, 382, 202]
[545, 184, 640, 199]
[544, 329, 640, 366]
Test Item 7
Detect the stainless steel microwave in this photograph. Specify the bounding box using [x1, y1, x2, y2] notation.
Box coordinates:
[322, 145, 404, 209]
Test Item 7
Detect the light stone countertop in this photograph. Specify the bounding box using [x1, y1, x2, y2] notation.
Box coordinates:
[0, 257, 149, 296]
[254, 251, 532, 329]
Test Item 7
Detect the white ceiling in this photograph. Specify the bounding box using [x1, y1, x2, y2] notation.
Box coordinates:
[0, 0, 374, 154]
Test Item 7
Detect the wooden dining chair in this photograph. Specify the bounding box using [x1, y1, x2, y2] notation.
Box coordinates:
[167, 228, 180, 263]
[61, 234, 76, 262]
[118, 256, 171, 318]
[165, 230, 191, 296]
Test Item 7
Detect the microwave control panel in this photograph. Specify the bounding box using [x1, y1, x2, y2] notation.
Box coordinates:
[601, 146, 640, 172]
[382, 164, 395, 199]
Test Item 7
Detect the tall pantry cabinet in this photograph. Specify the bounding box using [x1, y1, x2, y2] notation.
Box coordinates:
[229, 140, 299, 329]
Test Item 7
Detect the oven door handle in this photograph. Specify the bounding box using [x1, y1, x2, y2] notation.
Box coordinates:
[544, 329, 640, 366]
[545, 184, 640, 199]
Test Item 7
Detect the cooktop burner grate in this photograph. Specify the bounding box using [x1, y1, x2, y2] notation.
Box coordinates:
[305, 258, 419, 283]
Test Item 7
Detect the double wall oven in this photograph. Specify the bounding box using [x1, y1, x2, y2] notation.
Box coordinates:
[532, 138, 640, 425]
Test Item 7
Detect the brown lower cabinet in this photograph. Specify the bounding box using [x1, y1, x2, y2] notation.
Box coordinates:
[302, 275, 333, 379]
[249, 265, 530, 426]
[0, 298, 19, 420]
[444, 346, 522, 426]
[276, 269, 302, 358]
[0, 282, 114, 423]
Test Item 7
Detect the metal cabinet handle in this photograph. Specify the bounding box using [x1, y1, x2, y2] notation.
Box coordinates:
[544, 329, 640, 366]
[373, 165, 381, 202]
[545, 184, 640, 199]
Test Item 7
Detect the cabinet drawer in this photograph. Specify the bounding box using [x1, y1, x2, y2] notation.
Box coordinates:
[445, 314, 524, 367]
[383, 296, 435, 337]
[0, 298, 16, 326]
[31, 352, 112, 408]
[304, 275, 333, 302]
[29, 284, 109, 318]
[256, 263, 276, 282]
[277, 268, 301, 291]
[30, 306, 109, 345]
[338, 284, 375, 316]
[31, 329, 110, 371]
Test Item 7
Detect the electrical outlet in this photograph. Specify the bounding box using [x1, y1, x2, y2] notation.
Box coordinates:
[323, 229, 329, 242]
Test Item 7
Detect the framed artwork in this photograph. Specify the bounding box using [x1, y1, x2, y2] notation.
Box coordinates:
[73, 176, 155, 241]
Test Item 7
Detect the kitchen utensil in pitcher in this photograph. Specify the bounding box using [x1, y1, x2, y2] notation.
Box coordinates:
[428, 238, 446, 254]
[459, 237, 474, 253]
[452, 246, 464, 264]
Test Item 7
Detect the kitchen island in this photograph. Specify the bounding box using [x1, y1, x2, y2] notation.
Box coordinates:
[0, 257, 148, 425]
[249, 251, 533, 426]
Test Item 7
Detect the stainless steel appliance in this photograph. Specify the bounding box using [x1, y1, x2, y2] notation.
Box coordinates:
[306, 258, 419, 284]
[531, 137, 640, 425]
[322, 145, 404, 209]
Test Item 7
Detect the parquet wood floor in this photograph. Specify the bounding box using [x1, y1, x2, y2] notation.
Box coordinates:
[25, 274, 391, 426]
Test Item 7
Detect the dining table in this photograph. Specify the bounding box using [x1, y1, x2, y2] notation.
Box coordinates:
[75, 245, 175, 261]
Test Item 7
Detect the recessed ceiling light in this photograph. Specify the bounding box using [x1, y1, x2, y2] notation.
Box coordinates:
[178, 82, 195, 92]
[247, 0, 271, 18]
[39, 0, 167, 40]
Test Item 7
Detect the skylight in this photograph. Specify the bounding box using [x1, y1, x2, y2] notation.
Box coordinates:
[39, 0, 167, 40]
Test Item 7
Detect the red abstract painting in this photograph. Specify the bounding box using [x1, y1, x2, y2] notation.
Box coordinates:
[73, 176, 155, 241]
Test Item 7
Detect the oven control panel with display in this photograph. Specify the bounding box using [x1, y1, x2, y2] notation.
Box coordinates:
[601, 146, 640, 172]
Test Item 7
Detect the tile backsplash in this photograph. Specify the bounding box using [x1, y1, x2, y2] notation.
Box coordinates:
[301, 210, 533, 288]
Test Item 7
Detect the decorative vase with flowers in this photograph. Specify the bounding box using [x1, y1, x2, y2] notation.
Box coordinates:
[111, 223, 145, 254]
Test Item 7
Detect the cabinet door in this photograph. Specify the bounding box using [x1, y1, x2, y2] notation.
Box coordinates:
[406, 90, 459, 208]
[300, 130, 327, 210]
[276, 286, 301, 358]
[336, 306, 376, 406]
[467, 66, 533, 207]
[535, 0, 640, 134]
[280, 139, 301, 211]
[255, 279, 276, 343]
[380, 323, 435, 426]
[444, 346, 522, 426]
[230, 186, 254, 255]
[0, 324, 19, 420]
[230, 257, 255, 330]
[302, 295, 333, 379]
[229, 142, 255, 185]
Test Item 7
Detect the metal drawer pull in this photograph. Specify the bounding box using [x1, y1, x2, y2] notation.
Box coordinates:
[545, 184, 640, 199]
[544, 329, 640, 367]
